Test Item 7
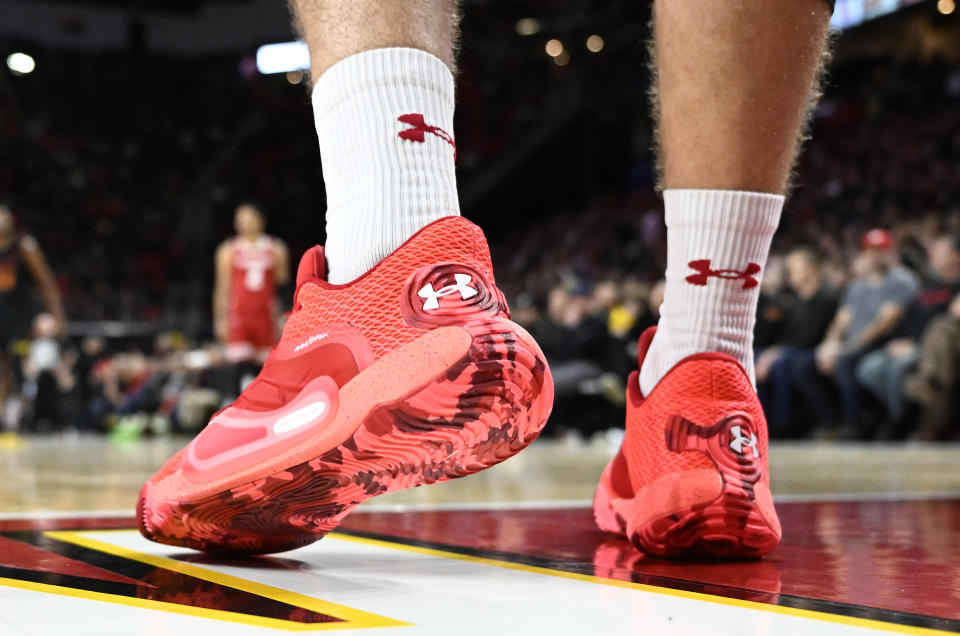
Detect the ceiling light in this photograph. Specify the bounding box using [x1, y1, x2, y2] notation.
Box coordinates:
[6, 52, 35, 75]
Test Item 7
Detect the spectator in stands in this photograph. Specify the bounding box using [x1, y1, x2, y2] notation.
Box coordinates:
[755, 256, 791, 351]
[535, 284, 610, 394]
[606, 279, 660, 379]
[532, 282, 619, 435]
[902, 292, 960, 441]
[856, 233, 960, 431]
[21, 313, 73, 430]
[756, 246, 838, 435]
[794, 229, 919, 437]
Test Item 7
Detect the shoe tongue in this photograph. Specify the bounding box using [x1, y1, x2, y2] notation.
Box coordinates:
[296, 246, 327, 286]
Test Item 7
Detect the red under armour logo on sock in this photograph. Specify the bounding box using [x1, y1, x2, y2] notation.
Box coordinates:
[685, 259, 762, 289]
[398, 113, 456, 158]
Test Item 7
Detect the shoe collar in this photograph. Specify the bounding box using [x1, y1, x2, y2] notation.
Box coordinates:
[633, 326, 749, 403]
[293, 215, 474, 299]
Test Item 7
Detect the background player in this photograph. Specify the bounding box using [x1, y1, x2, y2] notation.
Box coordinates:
[140, 0, 832, 557]
[213, 203, 290, 364]
[0, 204, 67, 426]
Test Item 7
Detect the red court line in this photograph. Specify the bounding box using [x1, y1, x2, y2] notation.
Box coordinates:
[0, 517, 135, 532]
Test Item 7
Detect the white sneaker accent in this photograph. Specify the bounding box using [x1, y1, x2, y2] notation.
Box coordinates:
[312, 48, 460, 284]
[274, 402, 328, 435]
[294, 332, 330, 353]
[639, 189, 784, 396]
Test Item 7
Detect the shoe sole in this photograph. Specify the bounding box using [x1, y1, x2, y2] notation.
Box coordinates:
[594, 414, 780, 559]
[139, 319, 553, 554]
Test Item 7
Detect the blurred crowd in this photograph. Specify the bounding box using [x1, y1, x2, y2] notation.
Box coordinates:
[519, 224, 960, 441]
[6, 217, 957, 442]
[3, 320, 264, 438]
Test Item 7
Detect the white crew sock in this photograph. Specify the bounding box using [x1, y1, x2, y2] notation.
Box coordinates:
[639, 189, 784, 396]
[312, 48, 460, 284]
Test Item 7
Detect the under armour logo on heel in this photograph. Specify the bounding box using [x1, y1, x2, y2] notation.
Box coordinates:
[418, 273, 478, 310]
[398, 114, 457, 158]
[729, 425, 760, 459]
[686, 259, 761, 289]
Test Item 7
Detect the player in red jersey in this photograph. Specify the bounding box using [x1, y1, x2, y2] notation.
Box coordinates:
[213, 203, 290, 363]
[141, 2, 833, 557]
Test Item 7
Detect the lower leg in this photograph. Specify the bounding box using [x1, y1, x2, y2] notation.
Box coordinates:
[654, 2, 832, 192]
[640, 0, 831, 394]
[920, 317, 960, 389]
[834, 353, 863, 429]
[791, 351, 837, 431]
[290, 0, 459, 78]
[769, 350, 797, 432]
[289, 0, 462, 283]
[912, 317, 960, 438]
[854, 351, 888, 405]
[886, 352, 918, 422]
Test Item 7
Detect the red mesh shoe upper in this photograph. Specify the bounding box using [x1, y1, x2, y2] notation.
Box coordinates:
[233, 216, 506, 412]
[624, 331, 770, 494]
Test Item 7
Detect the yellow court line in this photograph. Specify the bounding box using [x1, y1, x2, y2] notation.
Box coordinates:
[0, 576, 372, 632]
[4, 530, 410, 632]
[326, 532, 953, 636]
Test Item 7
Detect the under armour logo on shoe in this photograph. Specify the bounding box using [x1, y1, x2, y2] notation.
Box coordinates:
[418, 273, 478, 310]
[729, 425, 760, 459]
[398, 113, 457, 158]
[686, 259, 761, 289]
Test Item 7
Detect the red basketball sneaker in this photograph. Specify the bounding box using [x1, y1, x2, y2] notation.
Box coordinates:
[593, 328, 781, 558]
[139, 217, 553, 554]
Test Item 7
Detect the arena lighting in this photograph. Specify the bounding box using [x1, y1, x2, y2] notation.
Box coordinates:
[586, 34, 605, 53]
[830, 0, 928, 29]
[515, 18, 540, 36]
[545, 39, 564, 58]
[938, 0, 956, 15]
[256, 41, 309, 75]
[6, 52, 35, 75]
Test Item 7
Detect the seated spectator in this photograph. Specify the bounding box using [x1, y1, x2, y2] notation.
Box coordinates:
[756, 246, 838, 436]
[794, 229, 919, 438]
[74, 337, 109, 431]
[755, 256, 791, 351]
[534, 284, 610, 393]
[903, 291, 960, 440]
[531, 282, 619, 436]
[21, 313, 73, 430]
[606, 278, 660, 379]
[855, 233, 960, 433]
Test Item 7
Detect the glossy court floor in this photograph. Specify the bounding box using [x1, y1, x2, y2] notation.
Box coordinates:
[1, 434, 959, 635]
